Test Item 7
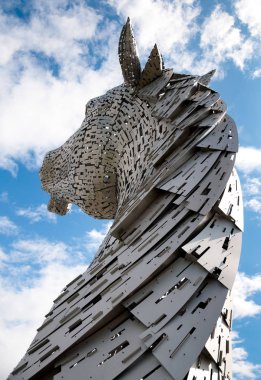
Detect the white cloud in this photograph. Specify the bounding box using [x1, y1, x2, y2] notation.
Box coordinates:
[0, 2, 101, 71]
[16, 203, 57, 223]
[0, 219, 113, 378]
[231, 273, 261, 379]
[0, 216, 18, 235]
[236, 148, 261, 216]
[236, 146, 261, 174]
[10, 239, 68, 263]
[241, 177, 261, 215]
[200, 5, 253, 72]
[0, 154, 18, 176]
[0, 63, 121, 173]
[233, 331, 261, 380]
[243, 177, 261, 195]
[245, 198, 261, 214]
[0, 221, 111, 280]
[252, 68, 261, 78]
[0, 247, 8, 261]
[109, 0, 200, 54]
[232, 272, 261, 319]
[85, 221, 113, 252]
[0, 261, 86, 380]
[0, 191, 8, 202]
[0, 1, 260, 174]
[108, 0, 220, 75]
[0, 1, 122, 174]
[234, 0, 261, 38]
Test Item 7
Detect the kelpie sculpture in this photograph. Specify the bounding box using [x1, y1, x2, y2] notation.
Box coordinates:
[9, 19, 243, 380]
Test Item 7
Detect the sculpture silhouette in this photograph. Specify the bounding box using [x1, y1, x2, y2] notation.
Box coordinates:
[9, 19, 243, 380]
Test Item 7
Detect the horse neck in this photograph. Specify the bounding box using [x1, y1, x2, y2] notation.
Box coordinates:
[115, 95, 158, 212]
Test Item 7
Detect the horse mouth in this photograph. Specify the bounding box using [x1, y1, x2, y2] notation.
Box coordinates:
[47, 194, 70, 216]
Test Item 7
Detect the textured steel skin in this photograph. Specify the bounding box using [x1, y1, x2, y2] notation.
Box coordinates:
[9, 19, 243, 380]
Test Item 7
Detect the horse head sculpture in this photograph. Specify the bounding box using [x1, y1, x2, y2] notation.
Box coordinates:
[10, 19, 243, 380]
[40, 18, 213, 220]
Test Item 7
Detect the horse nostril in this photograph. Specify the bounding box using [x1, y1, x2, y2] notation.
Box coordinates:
[48, 194, 69, 216]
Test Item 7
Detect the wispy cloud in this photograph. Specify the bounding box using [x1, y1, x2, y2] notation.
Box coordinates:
[231, 271, 261, 378]
[16, 203, 57, 223]
[252, 68, 261, 78]
[233, 331, 261, 380]
[234, 0, 261, 38]
[0, 1, 121, 174]
[109, 0, 200, 54]
[10, 239, 68, 263]
[85, 221, 113, 252]
[0, 220, 111, 283]
[232, 272, 261, 319]
[243, 177, 261, 195]
[200, 5, 253, 72]
[236, 148, 261, 217]
[243, 177, 261, 215]
[0, 247, 8, 262]
[245, 198, 261, 214]
[0, 216, 18, 235]
[0, 218, 113, 378]
[0, 155, 18, 176]
[0, 191, 8, 202]
[0, 1, 260, 174]
[0, 1, 101, 73]
[108, 0, 259, 76]
[0, 261, 86, 380]
[236, 147, 261, 174]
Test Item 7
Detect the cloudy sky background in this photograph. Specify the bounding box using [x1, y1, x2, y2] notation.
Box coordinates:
[0, 0, 261, 379]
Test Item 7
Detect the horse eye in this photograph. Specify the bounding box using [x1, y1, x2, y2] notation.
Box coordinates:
[98, 102, 112, 111]
[85, 103, 111, 116]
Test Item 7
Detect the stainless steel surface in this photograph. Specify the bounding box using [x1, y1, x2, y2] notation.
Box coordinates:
[9, 19, 243, 380]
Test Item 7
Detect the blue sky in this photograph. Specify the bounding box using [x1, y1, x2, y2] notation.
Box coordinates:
[0, 0, 261, 379]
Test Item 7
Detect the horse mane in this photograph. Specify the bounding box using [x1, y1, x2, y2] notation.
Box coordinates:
[90, 66, 241, 267]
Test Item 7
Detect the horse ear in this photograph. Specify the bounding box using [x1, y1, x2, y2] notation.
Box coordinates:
[139, 44, 164, 88]
[118, 18, 141, 87]
[199, 69, 216, 86]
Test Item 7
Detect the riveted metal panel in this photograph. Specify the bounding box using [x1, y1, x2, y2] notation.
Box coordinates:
[114, 352, 173, 380]
[139, 278, 227, 380]
[182, 214, 242, 289]
[216, 168, 243, 231]
[197, 114, 238, 153]
[124, 258, 208, 331]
